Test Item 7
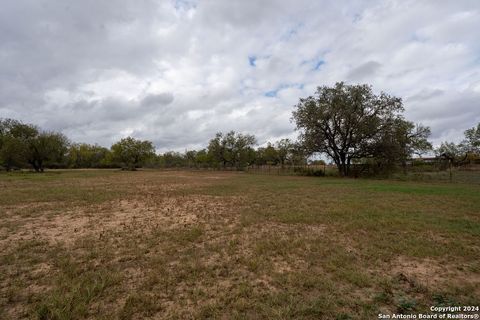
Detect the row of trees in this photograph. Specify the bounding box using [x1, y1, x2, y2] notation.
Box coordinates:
[436, 123, 480, 161]
[0, 119, 306, 171]
[0, 119, 154, 171]
[291, 82, 480, 175]
[2, 82, 478, 175]
[157, 135, 308, 169]
[0, 119, 68, 172]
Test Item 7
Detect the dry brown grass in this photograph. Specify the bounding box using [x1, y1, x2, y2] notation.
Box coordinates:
[0, 170, 479, 319]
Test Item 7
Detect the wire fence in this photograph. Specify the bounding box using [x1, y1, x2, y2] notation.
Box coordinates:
[243, 161, 480, 184]
[245, 164, 333, 176]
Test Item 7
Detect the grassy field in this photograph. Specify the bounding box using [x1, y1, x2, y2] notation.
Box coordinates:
[0, 170, 479, 319]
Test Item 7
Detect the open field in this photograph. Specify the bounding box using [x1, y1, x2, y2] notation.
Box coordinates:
[0, 170, 479, 319]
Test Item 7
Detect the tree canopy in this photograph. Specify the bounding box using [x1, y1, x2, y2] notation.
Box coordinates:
[5, 85, 479, 176]
[462, 123, 480, 154]
[68, 143, 112, 168]
[0, 119, 69, 172]
[207, 131, 256, 168]
[435, 123, 480, 162]
[111, 137, 156, 170]
[292, 82, 431, 175]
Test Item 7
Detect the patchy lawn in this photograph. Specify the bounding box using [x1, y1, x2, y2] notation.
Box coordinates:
[0, 170, 479, 319]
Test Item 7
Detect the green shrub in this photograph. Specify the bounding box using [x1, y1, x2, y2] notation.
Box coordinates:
[294, 167, 325, 176]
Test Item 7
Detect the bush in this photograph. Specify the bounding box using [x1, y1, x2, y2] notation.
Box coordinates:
[294, 167, 325, 176]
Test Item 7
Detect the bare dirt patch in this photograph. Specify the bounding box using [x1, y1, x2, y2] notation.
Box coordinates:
[390, 256, 480, 289]
[2, 170, 480, 319]
[1, 194, 243, 247]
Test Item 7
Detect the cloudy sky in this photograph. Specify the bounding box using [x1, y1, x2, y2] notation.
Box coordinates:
[1, 0, 479, 152]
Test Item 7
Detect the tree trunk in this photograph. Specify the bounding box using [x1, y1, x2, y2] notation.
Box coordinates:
[335, 163, 348, 176]
[334, 158, 342, 176]
[29, 160, 40, 172]
[338, 153, 348, 177]
[346, 157, 351, 177]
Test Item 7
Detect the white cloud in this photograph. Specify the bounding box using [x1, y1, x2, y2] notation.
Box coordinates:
[0, 0, 479, 151]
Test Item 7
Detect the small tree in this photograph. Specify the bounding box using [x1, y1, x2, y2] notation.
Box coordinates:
[207, 131, 256, 168]
[26, 132, 70, 172]
[0, 119, 68, 172]
[255, 143, 278, 165]
[435, 122, 480, 164]
[289, 142, 309, 166]
[0, 135, 28, 170]
[160, 151, 185, 168]
[1, 119, 30, 170]
[436, 142, 462, 158]
[68, 143, 111, 168]
[276, 138, 294, 167]
[185, 150, 197, 168]
[373, 119, 432, 172]
[111, 137, 155, 170]
[194, 149, 210, 168]
[462, 122, 480, 154]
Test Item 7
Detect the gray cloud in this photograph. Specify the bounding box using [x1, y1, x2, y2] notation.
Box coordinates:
[347, 61, 382, 81]
[406, 89, 445, 102]
[1, 0, 480, 152]
[141, 93, 174, 107]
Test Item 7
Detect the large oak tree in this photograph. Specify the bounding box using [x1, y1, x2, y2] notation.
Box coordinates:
[292, 82, 431, 176]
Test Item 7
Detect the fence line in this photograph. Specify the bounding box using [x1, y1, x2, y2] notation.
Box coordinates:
[245, 164, 330, 175]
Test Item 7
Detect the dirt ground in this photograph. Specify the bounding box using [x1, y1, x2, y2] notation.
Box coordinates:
[0, 170, 479, 319]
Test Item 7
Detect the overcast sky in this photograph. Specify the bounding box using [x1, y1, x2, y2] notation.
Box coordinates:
[1, 0, 479, 152]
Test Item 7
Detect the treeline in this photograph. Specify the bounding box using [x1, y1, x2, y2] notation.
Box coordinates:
[291, 82, 479, 176]
[2, 82, 479, 175]
[436, 123, 480, 161]
[156, 135, 308, 169]
[0, 119, 307, 171]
